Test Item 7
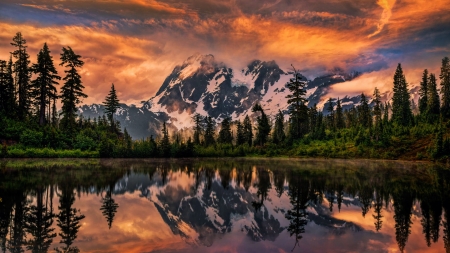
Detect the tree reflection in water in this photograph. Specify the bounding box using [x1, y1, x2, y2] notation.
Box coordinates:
[0, 159, 449, 252]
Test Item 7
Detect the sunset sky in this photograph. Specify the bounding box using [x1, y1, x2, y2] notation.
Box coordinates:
[0, 0, 449, 105]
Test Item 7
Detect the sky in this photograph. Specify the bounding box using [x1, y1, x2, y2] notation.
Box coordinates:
[0, 0, 449, 105]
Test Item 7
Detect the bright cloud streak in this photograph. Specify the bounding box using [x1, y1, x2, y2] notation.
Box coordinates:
[0, 0, 449, 104]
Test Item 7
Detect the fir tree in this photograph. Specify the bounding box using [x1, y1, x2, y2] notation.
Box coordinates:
[373, 87, 382, 128]
[335, 98, 344, 129]
[56, 187, 85, 253]
[392, 63, 413, 126]
[427, 73, 440, 118]
[31, 43, 61, 126]
[192, 113, 204, 145]
[440, 57, 450, 118]
[103, 83, 120, 126]
[272, 110, 286, 144]
[285, 66, 308, 140]
[252, 104, 271, 146]
[326, 98, 335, 130]
[11, 32, 31, 119]
[308, 104, 318, 133]
[218, 117, 233, 144]
[204, 116, 215, 146]
[160, 122, 171, 157]
[243, 115, 253, 146]
[418, 69, 429, 115]
[100, 186, 118, 229]
[60, 47, 87, 131]
[358, 93, 371, 128]
[236, 120, 245, 145]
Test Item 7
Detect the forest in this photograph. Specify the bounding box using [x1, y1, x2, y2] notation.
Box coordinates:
[1, 32, 450, 161]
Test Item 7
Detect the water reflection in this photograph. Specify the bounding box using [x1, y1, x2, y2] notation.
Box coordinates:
[0, 159, 449, 252]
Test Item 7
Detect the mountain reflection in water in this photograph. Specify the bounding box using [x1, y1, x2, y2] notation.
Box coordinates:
[0, 158, 449, 253]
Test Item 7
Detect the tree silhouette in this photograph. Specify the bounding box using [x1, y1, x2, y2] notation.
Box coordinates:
[103, 83, 120, 126]
[11, 32, 31, 119]
[55, 187, 85, 253]
[100, 185, 119, 229]
[25, 187, 56, 253]
[286, 66, 308, 140]
[286, 172, 309, 251]
[392, 188, 414, 252]
[373, 193, 384, 232]
[6, 189, 29, 253]
[252, 168, 272, 212]
[59, 46, 87, 131]
[31, 43, 60, 126]
[0, 189, 14, 253]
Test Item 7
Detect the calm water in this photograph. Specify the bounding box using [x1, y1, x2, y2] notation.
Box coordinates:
[0, 158, 449, 253]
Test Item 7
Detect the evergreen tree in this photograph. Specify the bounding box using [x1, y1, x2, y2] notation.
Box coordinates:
[218, 117, 233, 144]
[11, 32, 31, 119]
[204, 116, 215, 146]
[0, 60, 14, 114]
[419, 69, 429, 115]
[236, 120, 245, 145]
[326, 98, 335, 130]
[25, 188, 56, 253]
[103, 83, 120, 125]
[252, 104, 271, 146]
[100, 185, 118, 229]
[56, 187, 85, 253]
[192, 113, 204, 145]
[272, 110, 286, 144]
[358, 93, 371, 128]
[440, 57, 450, 118]
[160, 122, 171, 157]
[31, 43, 61, 126]
[308, 104, 318, 133]
[427, 73, 440, 119]
[60, 47, 87, 131]
[373, 87, 382, 127]
[243, 115, 253, 146]
[392, 64, 413, 126]
[335, 98, 344, 129]
[285, 67, 308, 140]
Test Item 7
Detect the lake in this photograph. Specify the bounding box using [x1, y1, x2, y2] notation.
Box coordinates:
[0, 158, 449, 253]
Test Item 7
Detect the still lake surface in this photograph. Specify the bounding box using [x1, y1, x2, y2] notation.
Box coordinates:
[0, 158, 449, 253]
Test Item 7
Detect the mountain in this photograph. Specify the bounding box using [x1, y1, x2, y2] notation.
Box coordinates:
[78, 54, 416, 139]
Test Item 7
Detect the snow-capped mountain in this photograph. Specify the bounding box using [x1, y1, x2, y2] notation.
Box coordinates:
[79, 54, 416, 139]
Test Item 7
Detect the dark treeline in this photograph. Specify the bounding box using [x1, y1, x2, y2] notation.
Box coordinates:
[1, 32, 450, 160]
[1, 160, 450, 252]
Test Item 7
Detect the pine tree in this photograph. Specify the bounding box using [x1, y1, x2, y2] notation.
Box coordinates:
[285, 67, 308, 140]
[427, 73, 440, 118]
[204, 116, 215, 146]
[392, 63, 413, 126]
[243, 115, 253, 146]
[60, 47, 87, 131]
[218, 117, 233, 144]
[419, 69, 429, 115]
[160, 122, 171, 157]
[326, 98, 335, 130]
[272, 110, 286, 144]
[192, 113, 204, 145]
[335, 98, 344, 129]
[236, 120, 245, 145]
[56, 187, 85, 253]
[440, 57, 450, 118]
[103, 83, 120, 126]
[11, 32, 31, 119]
[253, 104, 271, 146]
[358, 93, 371, 128]
[31, 43, 61, 126]
[308, 104, 318, 133]
[373, 87, 382, 128]
[100, 186, 118, 229]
